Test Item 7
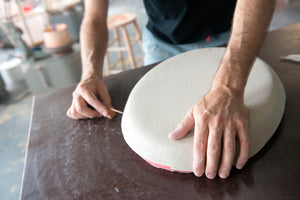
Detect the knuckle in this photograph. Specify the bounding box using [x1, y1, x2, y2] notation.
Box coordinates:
[195, 112, 209, 127]
[195, 142, 206, 152]
[215, 114, 222, 125]
[237, 119, 248, 130]
[66, 110, 71, 117]
[227, 119, 234, 128]
[78, 82, 85, 89]
[72, 91, 77, 98]
[224, 142, 235, 153]
[77, 83, 87, 93]
[67, 111, 76, 119]
[209, 143, 219, 153]
[211, 117, 223, 131]
[70, 106, 76, 114]
[202, 110, 210, 118]
[67, 108, 73, 114]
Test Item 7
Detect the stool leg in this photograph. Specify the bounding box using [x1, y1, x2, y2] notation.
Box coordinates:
[133, 20, 143, 50]
[113, 28, 126, 71]
[121, 26, 136, 69]
[104, 53, 111, 76]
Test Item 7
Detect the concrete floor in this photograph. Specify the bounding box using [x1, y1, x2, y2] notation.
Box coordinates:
[0, 0, 299, 199]
[0, 92, 31, 200]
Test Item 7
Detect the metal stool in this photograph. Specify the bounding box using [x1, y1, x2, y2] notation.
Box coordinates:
[104, 13, 143, 75]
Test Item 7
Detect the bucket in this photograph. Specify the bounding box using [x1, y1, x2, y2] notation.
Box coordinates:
[43, 23, 72, 48]
[0, 58, 25, 91]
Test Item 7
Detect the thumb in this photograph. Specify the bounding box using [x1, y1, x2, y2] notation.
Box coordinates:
[169, 110, 195, 140]
[96, 83, 116, 118]
[97, 83, 112, 107]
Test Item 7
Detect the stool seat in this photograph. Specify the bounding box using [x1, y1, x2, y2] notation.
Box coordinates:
[107, 13, 137, 29]
[104, 12, 143, 75]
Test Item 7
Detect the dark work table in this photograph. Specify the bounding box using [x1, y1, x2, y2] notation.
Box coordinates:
[20, 24, 300, 200]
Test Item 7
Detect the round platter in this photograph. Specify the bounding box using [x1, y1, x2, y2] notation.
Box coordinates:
[121, 48, 286, 172]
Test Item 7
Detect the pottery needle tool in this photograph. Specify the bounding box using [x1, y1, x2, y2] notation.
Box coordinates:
[86, 97, 123, 115]
[110, 108, 123, 115]
[87, 103, 123, 115]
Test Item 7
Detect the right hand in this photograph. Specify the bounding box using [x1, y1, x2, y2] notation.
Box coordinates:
[67, 74, 115, 119]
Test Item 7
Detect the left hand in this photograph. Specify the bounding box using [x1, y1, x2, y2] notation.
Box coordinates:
[169, 86, 250, 179]
[67, 74, 115, 119]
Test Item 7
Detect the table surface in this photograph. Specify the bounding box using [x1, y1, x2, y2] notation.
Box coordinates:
[20, 24, 300, 200]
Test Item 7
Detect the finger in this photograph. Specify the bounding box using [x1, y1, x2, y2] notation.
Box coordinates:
[97, 84, 112, 107]
[81, 87, 111, 118]
[74, 97, 100, 118]
[67, 104, 87, 119]
[168, 110, 194, 140]
[206, 117, 223, 179]
[219, 125, 236, 179]
[235, 120, 250, 169]
[97, 85, 116, 118]
[193, 112, 209, 177]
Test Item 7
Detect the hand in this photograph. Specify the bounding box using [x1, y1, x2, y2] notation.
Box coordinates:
[169, 86, 250, 179]
[67, 74, 115, 119]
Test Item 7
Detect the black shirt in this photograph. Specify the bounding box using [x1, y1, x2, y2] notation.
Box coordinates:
[143, 0, 237, 44]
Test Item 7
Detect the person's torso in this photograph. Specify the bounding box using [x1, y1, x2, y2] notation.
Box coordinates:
[143, 0, 237, 44]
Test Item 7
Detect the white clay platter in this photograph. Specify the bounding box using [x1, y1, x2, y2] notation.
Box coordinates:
[121, 48, 286, 172]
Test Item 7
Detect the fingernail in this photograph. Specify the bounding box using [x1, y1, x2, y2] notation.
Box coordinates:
[195, 169, 204, 177]
[219, 171, 229, 179]
[104, 113, 112, 119]
[103, 111, 109, 117]
[236, 163, 244, 169]
[206, 172, 216, 179]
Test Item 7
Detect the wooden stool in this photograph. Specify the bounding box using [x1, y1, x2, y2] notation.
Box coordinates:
[104, 13, 143, 75]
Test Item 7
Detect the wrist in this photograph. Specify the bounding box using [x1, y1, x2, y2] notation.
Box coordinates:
[81, 65, 102, 80]
[210, 84, 244, 100]
[211, 52, 249, 95]
[211, 74, 245, 96]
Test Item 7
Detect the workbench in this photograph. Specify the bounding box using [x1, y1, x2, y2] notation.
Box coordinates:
[20, 24, 300, 200]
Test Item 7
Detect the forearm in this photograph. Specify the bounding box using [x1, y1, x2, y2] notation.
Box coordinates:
[80, 0, 109, 79]
[80, 19, 108, 79]
[212, 0, 276, 94]
[67, 0, 115, 120]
